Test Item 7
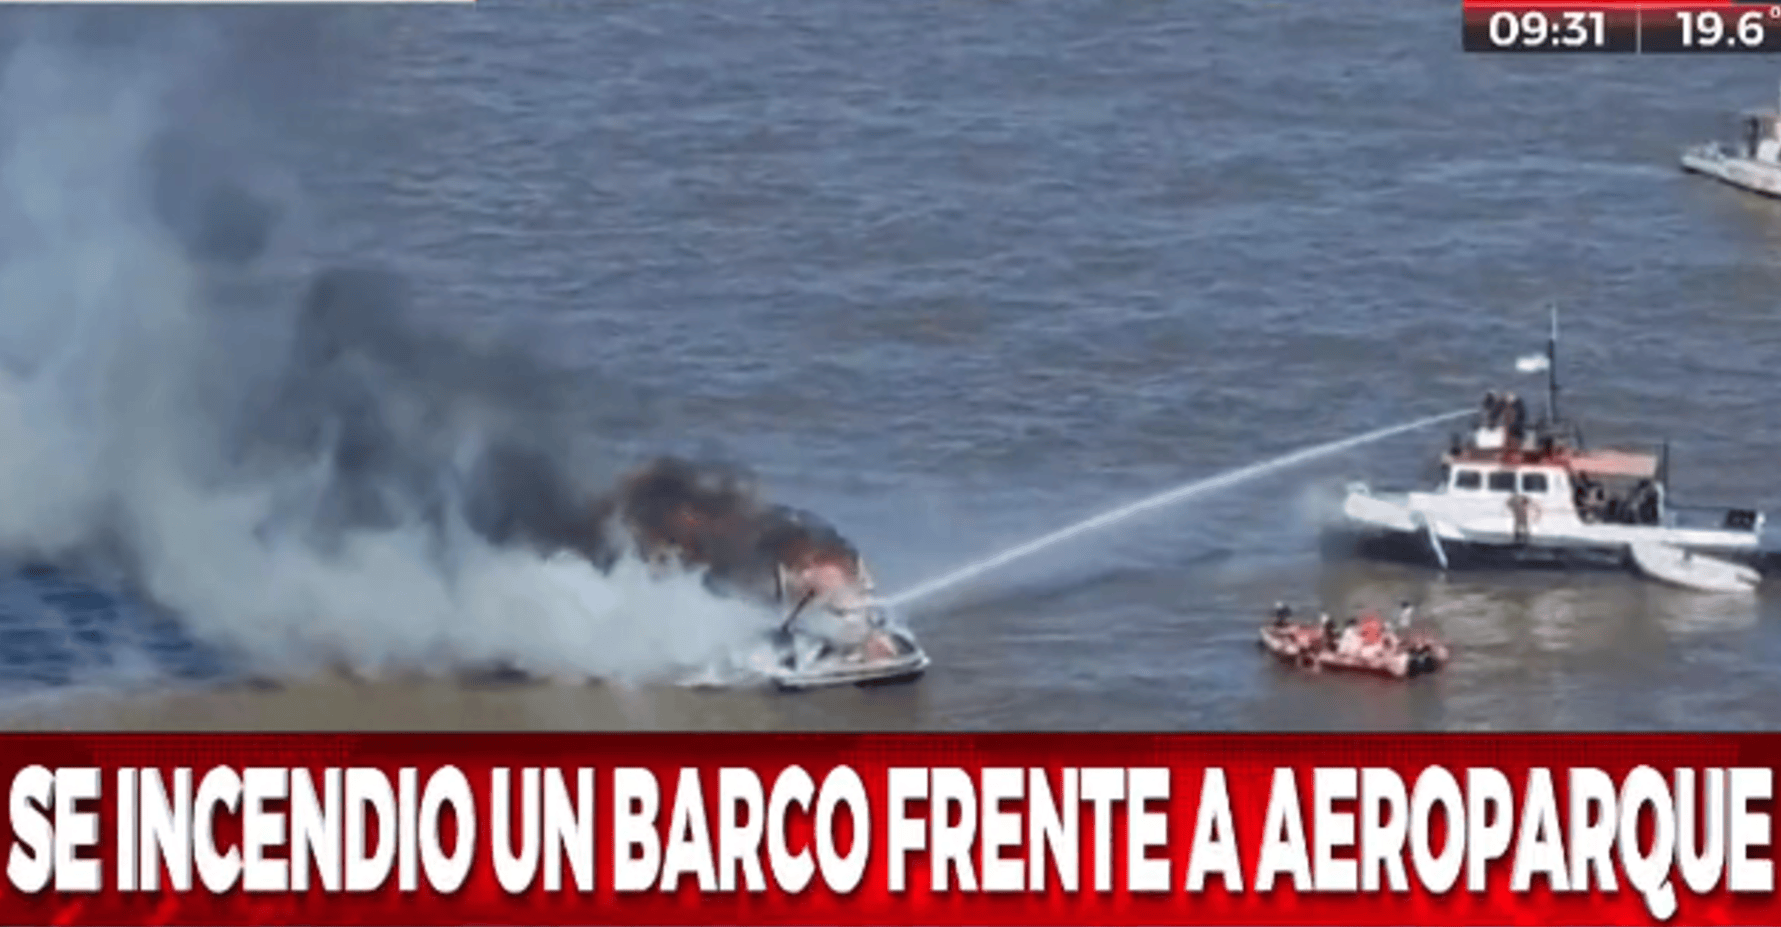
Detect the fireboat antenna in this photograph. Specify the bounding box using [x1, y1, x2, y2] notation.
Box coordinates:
[1545, 302, 1560, 428]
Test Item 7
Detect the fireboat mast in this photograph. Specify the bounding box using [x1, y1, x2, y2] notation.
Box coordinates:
[1532, 302, 1574, 450]
[1544, 302, 1559, 429]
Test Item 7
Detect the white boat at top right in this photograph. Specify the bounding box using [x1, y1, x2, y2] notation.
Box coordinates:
[1681, 79, 1781, 198]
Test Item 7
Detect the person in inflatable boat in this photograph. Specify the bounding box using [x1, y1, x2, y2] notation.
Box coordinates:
[1337, 610, 1393, 659]
[1393, 601, 1415, 635]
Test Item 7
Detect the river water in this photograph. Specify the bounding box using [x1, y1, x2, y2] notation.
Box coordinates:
[1, 1, 1780, 732]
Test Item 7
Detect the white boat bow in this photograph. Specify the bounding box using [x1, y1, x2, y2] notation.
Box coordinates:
[1629, 543, 1760, 595]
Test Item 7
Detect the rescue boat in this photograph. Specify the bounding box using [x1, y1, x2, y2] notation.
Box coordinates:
[1256, 610, 1450, 680]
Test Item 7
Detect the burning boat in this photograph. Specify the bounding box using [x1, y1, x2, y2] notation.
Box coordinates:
[574, 457, 930, 690]
[1325, 309, 1767, 592]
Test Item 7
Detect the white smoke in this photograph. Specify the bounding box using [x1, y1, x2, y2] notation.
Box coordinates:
[0, 20, 779, 688]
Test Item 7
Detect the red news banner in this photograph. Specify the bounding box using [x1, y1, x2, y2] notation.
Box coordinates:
[0, 733, 1775, 926]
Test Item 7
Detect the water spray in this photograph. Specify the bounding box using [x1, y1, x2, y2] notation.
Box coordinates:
[877, 408, 1471, 610]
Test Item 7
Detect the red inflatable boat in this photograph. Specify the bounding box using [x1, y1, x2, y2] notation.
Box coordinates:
[1257, 607, 1450, 680]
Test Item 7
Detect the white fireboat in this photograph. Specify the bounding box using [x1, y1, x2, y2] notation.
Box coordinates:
[1680, 79, 1781, 199]
[1327, 309, 1767, 593]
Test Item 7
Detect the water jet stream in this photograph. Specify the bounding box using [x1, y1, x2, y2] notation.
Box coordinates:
[879, 409, 1470, 610]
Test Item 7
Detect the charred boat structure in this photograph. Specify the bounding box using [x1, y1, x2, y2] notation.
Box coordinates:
[568, 458, 930, 690]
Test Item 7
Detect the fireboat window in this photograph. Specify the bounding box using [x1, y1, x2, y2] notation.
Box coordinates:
[1486, 471, 1517, 493]
[1452, 469, 1481, 490]
[1520, 472, 1549, 494]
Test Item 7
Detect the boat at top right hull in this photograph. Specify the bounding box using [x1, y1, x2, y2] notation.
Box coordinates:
[1681, 79, 1781, 199]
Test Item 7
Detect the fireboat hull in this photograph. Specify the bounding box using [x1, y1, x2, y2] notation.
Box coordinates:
[1319, 524, 1779, 575]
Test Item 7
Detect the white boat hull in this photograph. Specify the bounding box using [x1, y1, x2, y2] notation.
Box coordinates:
[1681, 145, 1781, 198]
[764, 628, 932, 690]
[679, 618, 931, 692]
[1332, 485, 1766, 580]
[1628, 543, 1760, 594]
